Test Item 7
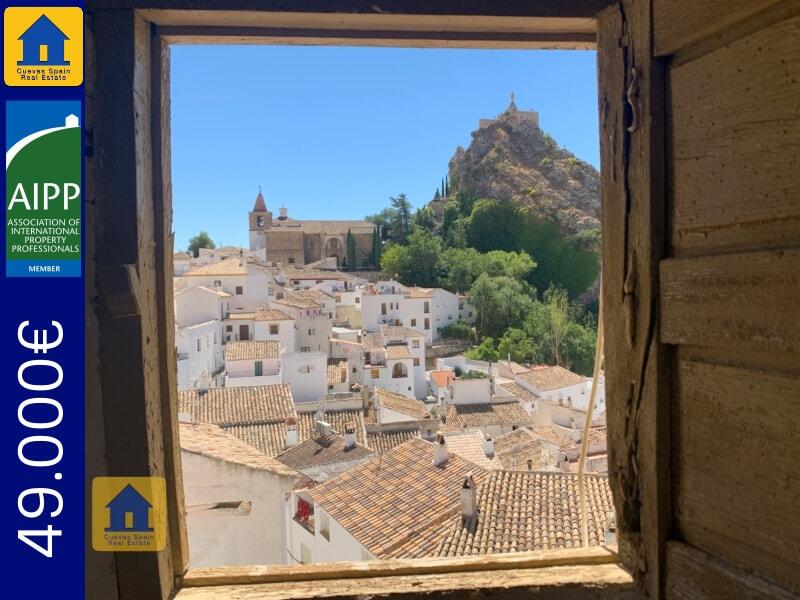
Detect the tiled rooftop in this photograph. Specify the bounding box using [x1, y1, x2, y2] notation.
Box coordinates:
[517, 365, 587, 392]
[381, 325, 425, 338]
[499, 382, 540, 403]
[179, 422, 298, 477]
[442, 400, 531, 431]
[178, 384, 294, 427]
[184, 257, 247, 277]
[309, 438, 488, 559]
[443, 431, 504, 470]
[366, 429, 421, 454]
[376, 388, 431, 420]
[224, 340, 280, 361]
[433, 471, 615, 556]
[494, 428, 552, 470]
[275, 434, 374, 469]
[296, 410, 367, 446]
[253, 308, 294, 321]
[222, 422, 287, 457]
[430, 370, 456, 388]
[327, 359, 349, 385]
[385, 345, 413, 360]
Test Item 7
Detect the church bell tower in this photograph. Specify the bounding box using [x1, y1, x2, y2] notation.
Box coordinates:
[248, 188, 272, 251]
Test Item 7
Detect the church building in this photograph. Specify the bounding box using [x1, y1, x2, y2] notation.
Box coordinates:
[248, 190, 377, 268]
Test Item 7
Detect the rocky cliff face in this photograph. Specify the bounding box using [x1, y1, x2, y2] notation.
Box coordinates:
[448, 101, 600, 235]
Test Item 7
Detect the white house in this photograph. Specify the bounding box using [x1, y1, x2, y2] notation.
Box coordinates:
[183, 257, 270, 315]
[515, 365, 605, 413]
[362, 335, 415, 399]
[224, 340, 282, 387]
[272, 294, 332, 353]
[282, 351, 328, 403]
[180, 422, 300, 567]
[361, 281, 474, 345]
[252, 308, 296, 352]
[285, 437, 485, 564]
[369, 388, 432, 424]
[176, 320, 222, 390]
[378, 326, 426, 399]
[174, 251, 193, 276]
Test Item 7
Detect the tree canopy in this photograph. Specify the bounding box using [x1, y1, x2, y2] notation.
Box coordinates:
[187, 231, 215, 257]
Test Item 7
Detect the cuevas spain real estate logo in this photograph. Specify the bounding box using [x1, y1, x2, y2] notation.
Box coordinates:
[6, 101, 81, 277]
[4, 7, 83, 86]
[92, 477, 167, 552]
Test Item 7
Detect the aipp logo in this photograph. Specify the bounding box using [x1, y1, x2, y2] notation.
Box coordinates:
[4, 7, 83, 86]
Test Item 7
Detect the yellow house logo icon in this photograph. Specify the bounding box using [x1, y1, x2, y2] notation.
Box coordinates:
[4, 7, 83, 86]
[92, 477, 167, 552]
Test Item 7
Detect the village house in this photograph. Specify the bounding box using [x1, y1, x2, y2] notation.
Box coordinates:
[515, 364, 605, 413]
[223, 340, 281, 387]
[179, 421, 300, 568]
[281, 351, 328, 403]
[378, 325, 426, 398]
[361, 280, 474, 345]
[442, 399, 531, 438]
[286, 435, 614, 565]
[326, 358, 350, 393]
[175, 320, 222, 390]
[366, 387, 433, 425]
[272, 292, 332, 354]
[248, 190, 376, 268]
[173, 285, 230, 390]
[182, 256, 270, 315]
[361, 333, 415, 398]
[285, 436, 487, 564]
[429, 370, 455, 404]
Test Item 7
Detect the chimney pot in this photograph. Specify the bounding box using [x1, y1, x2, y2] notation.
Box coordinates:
[526, 458, 533, 471]
[483, 435, 494, 458]
[344, 421, 357, 449]
[460, 472, 477, 519]
[285, 417, 298, 448]
[432, 431, 448, 466]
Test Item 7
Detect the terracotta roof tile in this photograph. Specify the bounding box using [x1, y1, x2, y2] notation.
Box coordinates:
[253, 308, 294, 321]
[178, 384, 294, 427]
[180, 422, 298, 477]
[297, 410, 367, 446]
[327, 359, 349, 385]
[224, 340, 280, 361]
[309, 438, 489, 559]
[443, 401, 531, 431]
[276, 434, 374, 469]
[433, 471, 615, 556]
[430, 370, 456, 388]
[385, 345, 413, 360]
[376, 388, 431, 420]
[443, 431, 504, 470]
[366, 429, 421, 454]
[184, 257, 246, 277]
[222, 422, 287, 457]
[494, 428, 553, 470]
[499, 382, 539, 403]
[380, 325, 424, 338]
[517, 365, 587, 392]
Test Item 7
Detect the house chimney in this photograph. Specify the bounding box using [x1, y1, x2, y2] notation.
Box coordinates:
[526, 458, 533, 471]
[316, 420, 331, 436]
[483, 435, 494, 458]
[432, 431, 448, 466]
[559, 453, 570, 472]
[178, 412, 193, 423]
[285, 416, 298, 448]
[344, 422, 357, 449]
[460, 473, 477, 519]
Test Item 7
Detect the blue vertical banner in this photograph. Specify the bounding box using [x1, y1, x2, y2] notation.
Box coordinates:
[3, 1, 85, 598]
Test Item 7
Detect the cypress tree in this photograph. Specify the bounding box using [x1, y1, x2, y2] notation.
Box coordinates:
[371, 226, 382, 268]
[346, 229, 357, 272]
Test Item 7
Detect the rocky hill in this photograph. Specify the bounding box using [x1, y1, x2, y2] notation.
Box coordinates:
[447, 98, 600, 235]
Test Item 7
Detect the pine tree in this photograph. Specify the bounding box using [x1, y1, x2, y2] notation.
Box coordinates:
[346, 229, 357, 272]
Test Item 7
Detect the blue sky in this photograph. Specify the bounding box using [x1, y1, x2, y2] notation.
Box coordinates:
[171, 46, 598, 249]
